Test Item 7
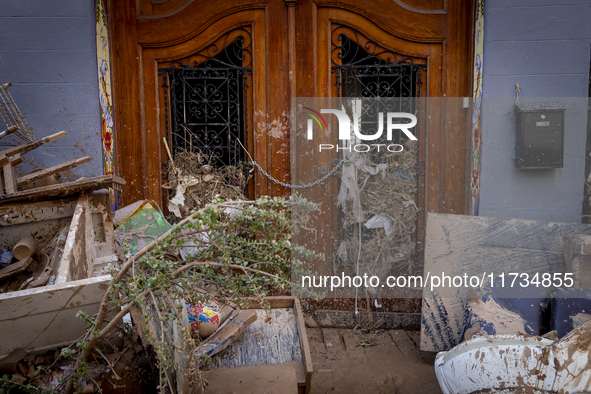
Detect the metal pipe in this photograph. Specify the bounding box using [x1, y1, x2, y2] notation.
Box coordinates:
[0, 125, 17, 140]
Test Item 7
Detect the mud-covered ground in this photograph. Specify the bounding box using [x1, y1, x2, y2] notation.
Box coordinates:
[306, 327, 441, 394]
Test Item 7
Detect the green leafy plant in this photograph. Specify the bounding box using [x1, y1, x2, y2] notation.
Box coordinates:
[60, 196, 321, 393]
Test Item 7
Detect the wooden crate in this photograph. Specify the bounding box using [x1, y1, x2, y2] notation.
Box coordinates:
[0, 192, 117, 358]
[132, 296, 313, 394]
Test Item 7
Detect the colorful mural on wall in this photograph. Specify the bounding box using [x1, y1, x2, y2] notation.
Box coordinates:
[470, 0, 484, 215]
[96, 0, 117, 210]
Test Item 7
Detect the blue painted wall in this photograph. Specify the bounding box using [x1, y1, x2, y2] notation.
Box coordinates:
[479, 0, 591, 223]
[0, 0, 102, 179]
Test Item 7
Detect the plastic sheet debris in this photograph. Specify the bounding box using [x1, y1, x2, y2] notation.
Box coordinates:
[169, 176, 200, 218]
[114, 200, 172, 256]
[0, 250, 13, 267]
[395, 171, 409, 180]
[364, 214, 394, 236]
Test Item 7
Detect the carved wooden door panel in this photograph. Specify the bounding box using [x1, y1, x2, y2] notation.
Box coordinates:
[289, 1, 473, 290]
[109, 1, 291, 207]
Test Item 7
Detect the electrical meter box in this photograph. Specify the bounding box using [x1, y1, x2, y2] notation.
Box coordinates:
[515, 102, 565, 169]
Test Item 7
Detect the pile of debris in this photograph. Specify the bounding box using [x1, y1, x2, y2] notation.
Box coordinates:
[164, 147, 250, 220]
[336, 139, 420, 281]
[0, 83, 310, 393]
[0, 81, 124, 295]
[0, 81, 127, 390]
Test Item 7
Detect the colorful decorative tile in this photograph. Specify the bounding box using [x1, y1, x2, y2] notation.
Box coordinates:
[96, 0, 117, 210]
[470, 0, 485, 215]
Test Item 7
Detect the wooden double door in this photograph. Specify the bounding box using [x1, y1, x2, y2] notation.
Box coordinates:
[109, 0, 474, 216]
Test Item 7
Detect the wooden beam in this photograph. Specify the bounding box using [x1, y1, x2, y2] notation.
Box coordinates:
[294, 299, 313, 393]
[0, 155, 22, 196]
[0, 198, 77, 226]
[56, 195, 88, 284]
[0, 175, 125, 204]
[16, 157, 92, 187]
[8, 154, 22, 167]
[0, 131, 67, 166]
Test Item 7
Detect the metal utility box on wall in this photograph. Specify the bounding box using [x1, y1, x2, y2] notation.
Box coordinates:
[515, 102, 566, 169]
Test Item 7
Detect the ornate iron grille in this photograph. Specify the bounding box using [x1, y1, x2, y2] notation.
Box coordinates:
[331, 24, 427, 275]
[159, 27, 252, 168]
[331, 24, 426, 143]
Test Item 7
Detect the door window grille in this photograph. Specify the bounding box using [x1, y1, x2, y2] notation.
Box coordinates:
[159, 27, 252, 168]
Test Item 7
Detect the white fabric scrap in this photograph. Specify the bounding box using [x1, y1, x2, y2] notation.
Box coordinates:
[350, 152, 388, 177]
[168, 176, 200, 218]
[364, 214, 394, 236]
[337, 162, 364, 222]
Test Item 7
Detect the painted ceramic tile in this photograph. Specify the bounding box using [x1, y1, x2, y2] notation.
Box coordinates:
[470, 0, 484, 215]
[96, 0, 117, 210]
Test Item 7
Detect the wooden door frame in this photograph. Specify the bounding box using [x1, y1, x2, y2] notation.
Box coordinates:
[294, 0, 475, 215]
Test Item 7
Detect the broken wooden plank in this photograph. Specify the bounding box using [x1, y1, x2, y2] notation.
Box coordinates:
[420, 213, 591, 353]
[8, 154, 22, 166]
[294, 299, 313, 394]
[0, 198, 77, 226]
[20, 172, 60, 191]
[16, 157, 92, 187]
[0, 175, 124, 204]
[1, 154, 24, 196]
[240, 296, 297, 309]
[196, 310, 257, 360]
[0, 131, 66, 166]
[56, 195, 87, 284]
[0, 274, 113, 359]
[2, 161, 16, 194]
[0, 257, 33, 281]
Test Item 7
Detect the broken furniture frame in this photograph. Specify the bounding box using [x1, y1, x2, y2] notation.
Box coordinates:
[0, 130, 92, 195]
[0, 192, 118, 358]
[131, 296, 313, 394]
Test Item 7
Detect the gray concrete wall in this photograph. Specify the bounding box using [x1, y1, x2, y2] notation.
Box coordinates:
[0, 0, 102, 179]
[479, 0, 591, 223]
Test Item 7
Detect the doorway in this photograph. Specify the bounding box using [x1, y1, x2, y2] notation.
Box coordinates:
[108, 0, 474, 312]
